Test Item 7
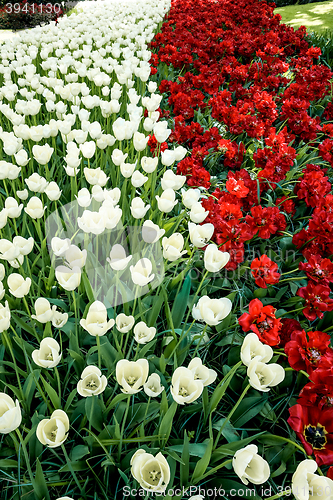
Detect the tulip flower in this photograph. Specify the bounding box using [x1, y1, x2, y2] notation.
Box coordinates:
[143, 374, 164, 397]
[192, 295, 232, 326]
[162, 233, 187, 261]
[116, 359, 149, 394]
[36, 409, 69, 448]
[107, 244, 132, 271]
[55, 266, 81, 291]
[130, 258, 155, 286]
[77, 366, 107, 397]
[240, 333, 273, 367]
[0, 392, 22, 434]
[80, 301, 115, 336]
[142, 220, 165, 244]
[32, 144, 54, 165]
[7, 273, 31, 298]
[131, 449, 170, 493]
[170, 367, 203, 405]
[204, 244, 230, 272]
[233, 444, 270, 485]
[134, 321, 156, 344]
[292, 460, 333, 500]
[247, 359, 285, 392]
[32, 337, 62, 368]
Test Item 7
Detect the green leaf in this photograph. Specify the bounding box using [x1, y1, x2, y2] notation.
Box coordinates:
[232, 396, 268, 427]
[180, 431, 189, 487]
[33, 458, 50, 500]
[23, 370, 40, 408]
[159, 401, 177, 445]
[191, 438, 213, 484]
[171, 273, 191, 329]
[39, 374, 61, 409]
[70, 445, 90, 462]
[148, 291, 164, 327]
[85, 395, 104, 431]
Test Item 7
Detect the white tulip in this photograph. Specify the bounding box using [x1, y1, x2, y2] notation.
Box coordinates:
[24, 197, 45, 219]
[77, 210, 105, 235]
[5, 198, 23, 218]
[31, 297, 53, 323]
[116, 359, 149, 394]
[192, 295, 232, 326]
[76, 188, 92, 208]
[80, 301, 115, 337]
[292, 459, 333, 500]
[130, 198, 150, 219]
[7, 273, 31, 298]
[32, 337, 62, 369]
[241, 333, 273, 367]
[247, 360, 285, 392]
[131, 449, 170, 493]
[16, 189, 29, 200]
[99, 203, 122, 229]
[142, 220, 165, 244]
[55, 266, 81, 291]
[153, 121, 171, 143]
[233, 444, 270, 485]
[204, 244, 230, 272]
[0, 209, 7, 230]
[130, 258, 155, 286]
[131, 171, 148, 187]
[91, 185, 105, 203]
[133, 131, 149, 152]
[162, 234, 187, 262]
[143, 373, 164, 397]
[107, 244, 132, 271]
[120, 160, 136, 178]
[36, 409, 69, 448]
[51, 307, 68, 328]
[134, 321, 156, 344]
[80, 141, 96, 159]
[0, 264, 5, 281]
[111, 149, 128, 166]
[0, 240, 20, 262]
[170, 367, 203, 405]
[0, 301, 10, 332]
[188, 358, 217, 386]
[188, 222, 214, 248]
[77, 366, 107, 397]
[13, 236, 34, 256]
[14, 149, 29, 166]
[51, 237, 71, 257]
[25, 173, 48, 193]
[155, 189, 178, 213]
[84, 167, 108, 187]
[45, 182, 62, 201]
[116, 313, 135, 333]
[161, 150, 176, 167]
[0, 392, 22, 434]
[103, 187, 121, 206]
[174, 146, 187, 161]
[161, 170, 186, 191]
[32, 144, 54, 165]
[141, 156, 158, 173]
[190, 202, 209, 223]
[65, 245, 87, 269]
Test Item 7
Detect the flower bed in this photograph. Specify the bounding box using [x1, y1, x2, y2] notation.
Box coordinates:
[0, 0, 333, 499]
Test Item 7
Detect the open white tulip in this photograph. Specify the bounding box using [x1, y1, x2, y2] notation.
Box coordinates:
[25, 173, 48, 193]
[55, 266, 81, 291]
[188, 222, 214, 248]
[292, 459, 333, 500]
[233, 444, 270, 485]
[7, 273, 31, 298]
[36, 409, 69, 448]
[155, 189, 178, 213]
[247, 359, 285, 392]
[51, 237, 71, 257]
[77, 366, 107, 397]
[241, 333, 273, 367]
[134, 321, 156, 344]
[32, 337, 62, 369]
[188, 358, 217, 386]
[0, 392, 22, 434]
[80, 301, 115, 336]
[192, 295, 232, 326]
[99, 203, 122, 230]
[130, 258, 155, 286]
[131, 449, 170, 493]
[204, 244, 230, 272]
[116, 313, 135, 333]
[171, 367, 204, 405]
[0, 240, 20, 261]
[116, 359, 149, 394]
[65, 245, 87, 269]
[161, 170, 186, 190]
[77, 210, 105, 235]
[51, 307, 68, 328]
[143, 374, 164, 397]
[107, 244, 132, 271]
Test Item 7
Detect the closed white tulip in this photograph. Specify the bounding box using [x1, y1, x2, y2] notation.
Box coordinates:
[192, 295, 232, 326]
[130, 258, 155, 286]
[162, 233, 187, 262]
[0, 301, 10, 333]
[116, 359, 149, 394]
[133, 131, 149, 151]
[5, 198, 23, 218]
[188, 222, 214, 248]
[153, 121, 171, 143]
[65, 245, 87, 269]
[188, 358, 217, 386]
[77, 210, 105, 235]
[241, 333, 273, 367]
[120, 161, 136, 178]
[7, 273, 31, 298]
[116, 313, 135, 333]
[99, 203, 122, 229]
[131, 449, 170, 493]
[25, 173, 48, 193]
[0, 263, 4, 281]
[171, 367, 203, 405]
[51, 237, 71, 257]
[92, 186, 105, 202]
[14, 149, 29, 166]
[161, 149, 176, 167]
[16, 189, 29, 200]
[0, 209, 7, 230]
[134, 321, 156, 344]
[155, 189, 178, 213]
[84, 167, 108, 187]
[80, 141, 96, 159]
[204, 244, 230, 272]
[55, 266, 81, 291]
[32, 144, 54, 165]
[292, 460, 333, 500]
[36, 409, 69, 448]
[77, 366, 107, 397]
[0, 392, 22, 434]
[130, 198, 150, 219]
[247, 360, 285, 392]
[80, 301, 115, 336]
[181, 188, 201, 209]
[45, 182, 62, 201]
[103, 187, 121, 206]
[76, 188, 92, 208]
[141, 156, 158, 173]
[174, 146, 187, 161]
[111, 149, 128, 166]
[107, 244, 132, 271]
[161, 170, 186, 190]
[142, 220, 165, 244]
[233, 444, 270, 485]
[24, 197, 45, 219]
[32, 337, 62, 368]
[190, 202, 209, 223]
[131, 171, 148, 188]
[143, 374, 164, 397]
[13, 236, 34, 255]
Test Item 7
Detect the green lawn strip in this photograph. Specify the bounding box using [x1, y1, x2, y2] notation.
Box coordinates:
[275, 0, 333, 33]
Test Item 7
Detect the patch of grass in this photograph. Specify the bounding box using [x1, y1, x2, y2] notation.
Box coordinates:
[275, 0, 333, 33]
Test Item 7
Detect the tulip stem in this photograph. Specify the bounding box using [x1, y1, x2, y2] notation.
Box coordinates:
[284, 367, 309, 378]
[213, 383, 251, 449]
[72, 290, 78, 340]
[15, 428, 34, 486]
[264, 490, 292, 500]
[61, 444, 85, 495]
[96, 334, 101, 369]
[192, 324, 208, 357]
[118, 395, 131, 461]
[194, 458, 233, 483]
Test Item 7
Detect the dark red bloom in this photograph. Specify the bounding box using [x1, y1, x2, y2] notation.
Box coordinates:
[299, 255, 333, 285]
[238, 298, 281, 346]
[297, 282, 333, 321]
[250, 254, 280, 288]
[298, 380, 333, 410]
[279, 318, 303, 348]
[284, 329, 333, 375]
[288, 404, 333, 466]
